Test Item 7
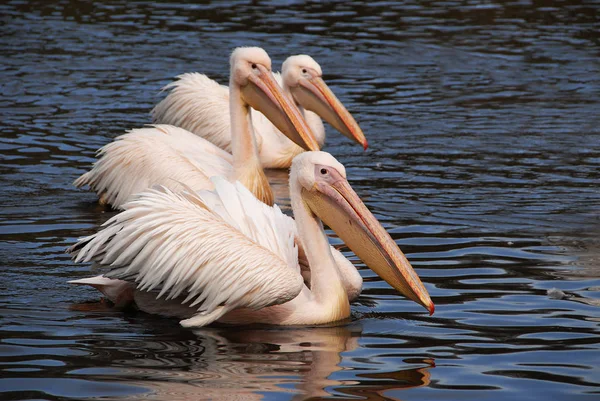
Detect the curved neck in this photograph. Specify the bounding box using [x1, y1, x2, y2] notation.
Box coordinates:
[229, 82, 273, 205]
[229, 83, 261, 174]
[290, 179, 349, 314]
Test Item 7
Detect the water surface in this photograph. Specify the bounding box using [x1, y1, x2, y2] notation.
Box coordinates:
[1, 1, 600, 400]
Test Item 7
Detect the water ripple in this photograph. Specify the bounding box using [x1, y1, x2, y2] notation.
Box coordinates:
[1, 0, 600, 400]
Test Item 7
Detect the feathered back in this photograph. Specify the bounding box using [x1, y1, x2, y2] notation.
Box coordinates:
[73, 125, 233, 209]
[151, 73, 233, 151]
[69, 178, 302, 327]
[199, 177, 297, 268]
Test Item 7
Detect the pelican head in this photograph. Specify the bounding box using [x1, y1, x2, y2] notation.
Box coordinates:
[230, 47, 319, 152]
[292, 151, 434, 315]
[282, 55, 367, 150]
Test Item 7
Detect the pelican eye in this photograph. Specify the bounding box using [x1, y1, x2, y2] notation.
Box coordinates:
[320, 168, 328, 175]
[302, 68, 307, 74]
[251, 63, 257, 69]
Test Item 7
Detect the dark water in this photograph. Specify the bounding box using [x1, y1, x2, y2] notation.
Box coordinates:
[2, 0, 600, 399]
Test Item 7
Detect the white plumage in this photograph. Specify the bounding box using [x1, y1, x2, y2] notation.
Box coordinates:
[70, 151, 434, 327]
[74, 125, 232, 208]
[152, 71, 322, 169]
[151, 73, 235, 152]
[71, 177, 303, 327]
[152, 54, 366, 169]
[74, 47, 319, 209]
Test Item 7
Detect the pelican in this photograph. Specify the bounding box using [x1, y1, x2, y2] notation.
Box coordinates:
[151, 53, 367, 168]
[69, 151, 434, 327]
[74, 47, 318, 209]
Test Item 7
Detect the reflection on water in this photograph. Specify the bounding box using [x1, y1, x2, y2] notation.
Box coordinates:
[1, 0, 600, 400]
[1, 304, 434, 400]
[118, 324, 372, 400]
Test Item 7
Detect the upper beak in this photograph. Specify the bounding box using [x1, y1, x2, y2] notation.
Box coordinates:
[241, 65, 320, 152]
[302, 170, 434, 314]
[291, 77, 368, 150]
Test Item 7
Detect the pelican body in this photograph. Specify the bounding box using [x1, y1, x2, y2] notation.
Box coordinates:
[151, 54, 367, 168]
[74, 47, 318, 209]
[69, 152, 434, 327]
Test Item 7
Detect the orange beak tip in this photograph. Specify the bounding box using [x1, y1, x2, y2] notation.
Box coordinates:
[363, 140, 368, 151]
[428, 302, 435, 316]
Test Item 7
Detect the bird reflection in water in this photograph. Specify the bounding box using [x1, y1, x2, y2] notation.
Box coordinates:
[68, 312, 433, 400]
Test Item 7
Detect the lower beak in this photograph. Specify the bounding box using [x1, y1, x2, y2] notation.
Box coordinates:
[303, 177, 434, 314]
[242, 66, 320, 152]
[292, 77, 368, 150]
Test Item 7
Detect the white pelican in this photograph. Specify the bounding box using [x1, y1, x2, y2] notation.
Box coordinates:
[74, 47, 318, 209]
[69, 151, 434, 327]
[151, 53, 367, 168]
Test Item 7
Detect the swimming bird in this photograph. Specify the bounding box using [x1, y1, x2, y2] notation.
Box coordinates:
[151, 53, 367, 168]
[74, 47, 318, 209]
[69, 151, 434, 327]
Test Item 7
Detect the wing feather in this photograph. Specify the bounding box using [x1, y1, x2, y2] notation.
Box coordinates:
[150, 72, 283, 151]
[199, 177, 299, 270]
[69, 182, 303, 327]
[151, 73, 233, 151]
[73, 125, 232, 209]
